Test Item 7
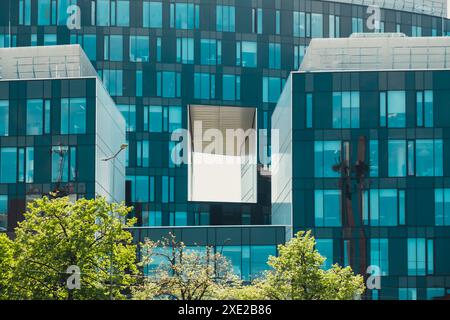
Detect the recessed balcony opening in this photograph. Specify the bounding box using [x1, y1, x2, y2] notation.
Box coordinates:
[188, 105, 257, 203]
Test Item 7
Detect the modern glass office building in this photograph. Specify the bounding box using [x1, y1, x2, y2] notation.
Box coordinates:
[272, 34, 450, 300]
[1, 0, 450, 298]
[0, 44, 126, 235]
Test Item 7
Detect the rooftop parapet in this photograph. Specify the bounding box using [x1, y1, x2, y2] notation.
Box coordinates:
[0, 45, 97, 81]
[321, 0, 447, 17]
[300, 34, 450, 72]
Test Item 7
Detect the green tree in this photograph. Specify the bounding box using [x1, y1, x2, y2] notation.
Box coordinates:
[0, 233, 15, 299]
[4, 196, 137, 300]
[218, 231, 365, 300]
[132, 234, 241, 300]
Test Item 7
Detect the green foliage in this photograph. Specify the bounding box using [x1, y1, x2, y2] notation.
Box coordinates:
[1, 201, 365, 301]
[214, 280, 267, 300]
[219, 231, 365, 300]
[132, 234, 241, 300]
[0, 233, 15, 299]
[2, 196, 137, 300]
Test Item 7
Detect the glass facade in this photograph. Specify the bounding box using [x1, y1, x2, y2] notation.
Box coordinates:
[132, 226, 285, 281]
[0, 76, 125, 231]
[275, 69, 450, 300]
[1, 0, 450, 295]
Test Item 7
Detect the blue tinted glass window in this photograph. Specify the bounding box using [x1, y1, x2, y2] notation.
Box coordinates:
[157, 72, 180, 98]
[194, 73, 215, 99]
[69, 147, 76, 181]
[0, 148, 16, 183]
[315, 190, 342, 227]
[416, 139, 442, 176]
[156, 38, 162, 61]
[129, 36, 149, 62]
[250, 246, 276, 279]
[352, 17, 363, 33]
[379, 189, 398, 226]
[316, 239, 333, 269]
[424, 91, 433, 127]
[314, 141, 341, 178]
[0, 101, 9, 136]
[412, 26, 422, 36]
[142, 211, 162, 226]
[435, 189, 450, 226]
[61, 98, 86, 134]
[427, 288, 445, 300]
[169, 106, 182, 132]
[38, 0, 51, 25]
[51, 146, 75, 182]
[399, 190, 405, 224]
[173, 3, 197, 30]
[223, 75, 240, 101]
[216, 5, 235, 32]
[276, 10, 280, 34]
[31, 34, 37, 46]
[143, 2, 162, 28]
[369, 189, 403, 226]
[26, 147, 34, 183]
[176, 37, 194, 64]
[416, 140, 433, 177]
[262, 77, 282, 103]
[103, 69, 123, 96]
[109, 35, 123, 61]
[399, 288, 417, 300]
[253, 8, 263, 34]
[136, 140, 149, 167]
[136, 70, 143, 97]
[311, 13, 323, 38]
[134, 176, 149, 202]
[117, 105, 136, 132]
[407, 140, 415, 176]
[369, 140, 378, 177]
[174, 212, 187, 226]
[293, 11, 308, 37]
[427, 239, 434, 274]
[222, 246, 242, 277]
[44, 34, 57, 45]
[268, 43, 281, 69]
[116, 0, 129, 26]
[200, 39, 221, 65]
[370, 239, 389, 276]
[83, 35, 96, 60]
[52, 146, 67, 182]
[27, 99, 43, 135]
[416, 91, 423, 126]
[332, 92, 359, 128]
[407, 238, 428, 276]
[387, 91, 406, 127]
[19, 0, 32, 25]
[240, 41, 257, 67]
[388, 140, 406, 177]
[434, 139, 443, 176]
[18, 148, 24, 182]
[148, 106, 162, 132]
[97, 0, 110, 26]
[293, 45, 306, 69]
[306, 93, 313, 128]
[379, 92, 386, 126]
[149, 176, 155, 201]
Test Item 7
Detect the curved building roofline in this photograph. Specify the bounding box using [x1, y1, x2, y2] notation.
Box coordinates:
[322, 0, 447, 17]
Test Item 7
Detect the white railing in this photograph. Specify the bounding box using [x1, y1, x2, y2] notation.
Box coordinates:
[14, 54, 83, 80]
